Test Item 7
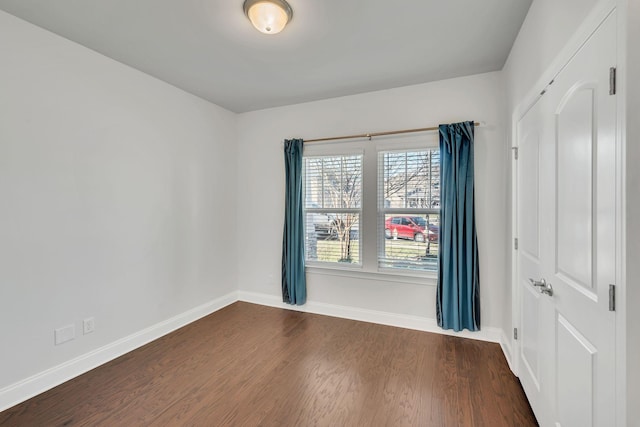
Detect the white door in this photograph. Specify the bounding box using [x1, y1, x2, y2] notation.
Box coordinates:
[516, 84, 549, 425]
[516, 11, 617, 427]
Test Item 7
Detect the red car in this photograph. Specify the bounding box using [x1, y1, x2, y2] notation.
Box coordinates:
[384, 216, 437, 243]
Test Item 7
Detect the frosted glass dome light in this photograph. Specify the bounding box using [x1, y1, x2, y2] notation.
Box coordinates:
[243, 0, 293, 35]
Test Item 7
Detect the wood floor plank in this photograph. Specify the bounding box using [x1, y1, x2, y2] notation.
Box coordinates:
[0, 302, 538, 426]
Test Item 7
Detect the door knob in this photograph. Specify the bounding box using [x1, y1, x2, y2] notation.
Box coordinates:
[529, 278, 546, 287]
[540, 283, 554, 296]
[528, 278, 553, 296]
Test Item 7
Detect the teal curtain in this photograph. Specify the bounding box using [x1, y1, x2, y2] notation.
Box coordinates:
[436, 121, 480, 332]
[282, 139, 306, 305]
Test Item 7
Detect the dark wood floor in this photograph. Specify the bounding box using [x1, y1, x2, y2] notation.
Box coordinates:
[0, 302, 537, 426]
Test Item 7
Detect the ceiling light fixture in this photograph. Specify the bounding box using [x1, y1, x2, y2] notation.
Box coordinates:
[243, 0, 293, 35]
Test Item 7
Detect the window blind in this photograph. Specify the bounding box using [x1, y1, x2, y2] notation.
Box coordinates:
[303, 155, 362, 265]
[378, 149, 440, 271]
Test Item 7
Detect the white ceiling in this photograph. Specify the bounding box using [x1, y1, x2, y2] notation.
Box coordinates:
[0, 0, 532, 113]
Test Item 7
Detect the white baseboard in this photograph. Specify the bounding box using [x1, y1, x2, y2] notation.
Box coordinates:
[0, 291, 238, 413]
[2, 290, 513, 413]
[237, 291, 505, 345]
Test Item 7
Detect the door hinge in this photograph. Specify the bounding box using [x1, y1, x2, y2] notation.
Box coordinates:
[514, 238, 519, 250]
[514, 328, 518, 340]
[609, 284, 616, 311]
[512, 146, 518, 160]
[609, 67, 617, 95]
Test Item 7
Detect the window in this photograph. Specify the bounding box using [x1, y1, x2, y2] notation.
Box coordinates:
[304, 154, 362, 265]
[378, 149, 440, 272]
[302, 139, 439, 276]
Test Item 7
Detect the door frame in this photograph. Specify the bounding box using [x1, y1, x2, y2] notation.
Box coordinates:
[509, 0, 627, 424]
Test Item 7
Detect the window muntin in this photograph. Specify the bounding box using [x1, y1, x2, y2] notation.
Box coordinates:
[378, 149, 440, 272]
[304, 155, 362, 265]
[302, 141, 440, 277]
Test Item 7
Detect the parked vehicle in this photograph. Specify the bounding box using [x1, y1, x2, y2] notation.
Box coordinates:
[316, 216, 359, 241]
[384, 216, 438, 243]
[313, 217, 334, 239]
[308, 205, 359, 241]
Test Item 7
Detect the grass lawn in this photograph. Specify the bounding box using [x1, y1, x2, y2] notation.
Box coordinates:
[315, 238, 438, 264]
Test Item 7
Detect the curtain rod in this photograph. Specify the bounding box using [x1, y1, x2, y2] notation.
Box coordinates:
[304, 121, 482, 143]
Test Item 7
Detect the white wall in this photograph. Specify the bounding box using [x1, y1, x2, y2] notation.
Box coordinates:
[236, 72, 508, 331]
[503, 0, 601, 111]
[0, 10, 237, 393]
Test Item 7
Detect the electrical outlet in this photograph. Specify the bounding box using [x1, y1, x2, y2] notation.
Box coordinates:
[83, 317, 95, 335]
[54, 324, 75, 345]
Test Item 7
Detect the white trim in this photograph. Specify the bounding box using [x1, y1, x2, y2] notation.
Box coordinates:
[614, 1, 627, 425]
[510, 100, 521, 377]
[304, 138, 443, 278]
[238, 290, 504, 344]
[0, 291, 238, 413]
[306, 265, 437, 286]
[500, 329, 514, 372]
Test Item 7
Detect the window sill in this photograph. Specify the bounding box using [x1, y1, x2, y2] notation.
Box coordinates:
[305, 264, 437, 286]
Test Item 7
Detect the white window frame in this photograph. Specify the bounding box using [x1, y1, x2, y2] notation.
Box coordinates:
[303, 148, 363, 269]
[377, 148, 440, 274]
[302, 135, 439, 282]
